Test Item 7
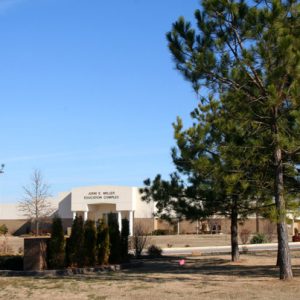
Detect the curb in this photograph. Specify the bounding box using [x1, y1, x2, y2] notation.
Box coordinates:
[161, 242, 300, 255]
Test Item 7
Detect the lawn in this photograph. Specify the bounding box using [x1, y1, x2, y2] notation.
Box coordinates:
[0, 252, 300, 299]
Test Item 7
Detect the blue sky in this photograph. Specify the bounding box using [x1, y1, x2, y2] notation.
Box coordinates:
[0, 0, 200, 202]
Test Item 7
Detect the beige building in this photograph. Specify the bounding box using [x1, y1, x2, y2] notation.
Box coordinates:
[59, 185, 155, 235]
[0, 185, 156, 235]
[0, 185, 296, 236]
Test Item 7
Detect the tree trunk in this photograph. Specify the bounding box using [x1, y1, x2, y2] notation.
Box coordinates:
[231, 199, 239, 262]
[256, 200, 259, 233]
[35, 219, 39, 236]
[274, 146, 293, 280]
[276, 244, 279, 267]
[256, 211, 259, 233]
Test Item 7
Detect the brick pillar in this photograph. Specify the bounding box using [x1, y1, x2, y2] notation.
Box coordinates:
[23, 238, 49, 271]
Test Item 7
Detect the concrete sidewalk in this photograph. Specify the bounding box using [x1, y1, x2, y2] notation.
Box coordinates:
[162, 242, 300, 255]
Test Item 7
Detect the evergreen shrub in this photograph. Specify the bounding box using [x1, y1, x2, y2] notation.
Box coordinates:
[151, 229, 168, 235]
[250, 233, 267, 244]
[121, 218, 129, 261]
[147, 245, 162, 257]
[97, 219, 110, 265]
[67, 215, 84, 267]
[0, 255, 23, 270]
[83, 220, 97, 266]
[47, 215, 65, 269]
[108, 213, 121, 263]
[0, 224, 8, 235]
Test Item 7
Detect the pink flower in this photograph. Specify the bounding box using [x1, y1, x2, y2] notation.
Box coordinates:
[179, 259, 185, 266]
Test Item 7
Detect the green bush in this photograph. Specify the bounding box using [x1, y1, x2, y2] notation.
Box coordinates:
[0, 224, 8, 236]
[97, 219, 110, 265]
[147, 245, 162, 257]
[121, 218, 129, 262]
[47, 215, 65, 269]
[0, 255, 23, 270]
[67, 215, 84, 267]
[250, 233, 267, 244]
[151, 229, 168, 235]
[108, 213, 121, 264]
[83, 220, 97, 266]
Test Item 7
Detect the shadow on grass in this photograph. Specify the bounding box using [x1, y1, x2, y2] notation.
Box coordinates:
[20, 255, 300, 284]
[123, 257, 281, 278]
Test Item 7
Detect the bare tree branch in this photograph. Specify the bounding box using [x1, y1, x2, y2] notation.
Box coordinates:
[18, 169, 55, 235]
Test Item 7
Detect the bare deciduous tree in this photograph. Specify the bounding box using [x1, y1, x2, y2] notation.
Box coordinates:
[132, 222, 149, 258]
[18, 169, 54, 235]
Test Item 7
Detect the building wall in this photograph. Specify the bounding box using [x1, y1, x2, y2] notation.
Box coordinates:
[134, 218, 155, 233]
[0, 215, 291, 237]
[0, 199, 60, 235]
[0, 185, 294, 237]
[71, 185, 136, 212]
[133, 187, 155, 218]
[0, 219, 30, 235]
[154, 217, 282, 236]
[87, 204, 116, 221]
[57, 192, 73, 219]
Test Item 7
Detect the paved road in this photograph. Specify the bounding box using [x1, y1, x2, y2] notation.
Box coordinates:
[162, 242, 300, 255]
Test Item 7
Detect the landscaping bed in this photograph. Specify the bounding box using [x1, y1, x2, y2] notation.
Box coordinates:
[0, 260, 143, 277]
[0, 255, 23, 270]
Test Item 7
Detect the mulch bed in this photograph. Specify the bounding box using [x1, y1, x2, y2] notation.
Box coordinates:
[0, 261, 143, 277]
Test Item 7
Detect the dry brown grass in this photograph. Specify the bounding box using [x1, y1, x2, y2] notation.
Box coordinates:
[1, 252, 300, 299]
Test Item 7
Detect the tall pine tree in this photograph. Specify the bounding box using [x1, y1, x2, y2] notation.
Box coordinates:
[144, 0, 300, 280]
[143, 93, 268, 262]
[167, 0, 300, 280]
